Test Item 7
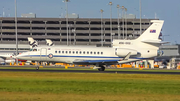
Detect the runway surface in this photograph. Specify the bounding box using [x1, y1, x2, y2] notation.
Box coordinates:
[0, 68, 180, 75]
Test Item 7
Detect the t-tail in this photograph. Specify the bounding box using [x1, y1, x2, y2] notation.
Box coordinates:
[113, 20, 166, 58]
[135, 20, 164, 43]
[46, 39, 54, 46]
[28, 37, 39, 49]
[113, 20, 166, 48]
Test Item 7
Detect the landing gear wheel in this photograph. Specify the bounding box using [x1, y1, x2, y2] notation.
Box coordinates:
[36, 66, 39, 70]
[98, 66, 105, 71]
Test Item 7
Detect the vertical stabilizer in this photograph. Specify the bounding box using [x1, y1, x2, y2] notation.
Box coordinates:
[28, 37, 38, 49]
[46, 39, 54, 46]
[136, 20, 164, 41]
[113, 20, 165, 48]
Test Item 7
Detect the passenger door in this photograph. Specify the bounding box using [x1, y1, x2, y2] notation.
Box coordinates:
[40, 48, 47, 61]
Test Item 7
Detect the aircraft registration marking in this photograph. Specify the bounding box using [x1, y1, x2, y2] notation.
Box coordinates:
[119, 42, 131, 45]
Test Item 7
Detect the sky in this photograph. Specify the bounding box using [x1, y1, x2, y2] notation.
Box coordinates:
[0, 0, 180, 44]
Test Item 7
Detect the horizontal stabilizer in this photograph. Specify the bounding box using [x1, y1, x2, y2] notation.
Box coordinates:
[142, 40, 169, 44]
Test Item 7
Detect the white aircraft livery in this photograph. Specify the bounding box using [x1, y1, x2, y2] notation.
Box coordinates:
[17, 20, 165, 71]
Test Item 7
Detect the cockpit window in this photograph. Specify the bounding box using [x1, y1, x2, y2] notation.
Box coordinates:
[33, 49, 37, 51]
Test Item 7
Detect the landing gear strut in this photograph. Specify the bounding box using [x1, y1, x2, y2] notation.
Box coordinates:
[98, 65, 105, 71]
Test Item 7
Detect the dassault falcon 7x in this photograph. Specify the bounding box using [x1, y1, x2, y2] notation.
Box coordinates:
[17, 20, 165, 71]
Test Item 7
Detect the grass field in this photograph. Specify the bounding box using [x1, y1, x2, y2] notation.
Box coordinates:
[0, 71, 180, 101]
[1, 66, 180, 72]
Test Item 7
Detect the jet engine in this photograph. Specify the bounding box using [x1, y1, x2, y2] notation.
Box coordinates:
[115, 48, 138, 57]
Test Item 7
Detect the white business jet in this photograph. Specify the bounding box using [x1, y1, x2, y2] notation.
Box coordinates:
[17, 20, 165, 71]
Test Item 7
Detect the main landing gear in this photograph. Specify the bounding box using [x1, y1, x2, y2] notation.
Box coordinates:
[36, 66, 39, 70]
[98, 65, 105, 71]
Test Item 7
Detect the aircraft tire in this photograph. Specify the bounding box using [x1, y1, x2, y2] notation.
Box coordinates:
[98, 66, 105, 71]
[36, 66, 39, 70]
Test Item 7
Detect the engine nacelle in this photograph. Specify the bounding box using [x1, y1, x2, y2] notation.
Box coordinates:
[115, 48, 138, 57]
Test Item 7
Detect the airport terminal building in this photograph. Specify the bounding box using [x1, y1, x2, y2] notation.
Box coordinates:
[0, 17, 154, 46]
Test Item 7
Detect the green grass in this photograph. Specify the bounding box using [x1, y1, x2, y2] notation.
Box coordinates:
[1, 66, 180, 72]
[0, 72, 180, 101]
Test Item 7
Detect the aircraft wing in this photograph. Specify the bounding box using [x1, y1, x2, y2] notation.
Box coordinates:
[73, 59, 119, 65]
[118, 59, 138, 64]
[73, 52, 132, 65]
[0, 54, 13, 59]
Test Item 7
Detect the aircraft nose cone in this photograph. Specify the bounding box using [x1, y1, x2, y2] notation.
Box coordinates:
[16, 54, 22, 59]
[16, 53, 27, 60]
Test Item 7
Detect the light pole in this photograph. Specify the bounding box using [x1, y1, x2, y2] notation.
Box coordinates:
[68, 24, 73, 45]
[108, 2, 113, 46]
[72, 29, 76, 45]
[121, 6, 125, 39]
[162, 35, 169, 41]
[112, 33, 115, 41]
[125, 8, 127, 39]
[117, 5, 120, 39]
[139, 0, 142, 35]
[15, 0, 18, 65]
[63, 0, 69, 45]
[100, 9, 104, 47]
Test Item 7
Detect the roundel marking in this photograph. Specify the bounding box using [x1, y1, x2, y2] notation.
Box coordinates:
[48, 53, 53, 58]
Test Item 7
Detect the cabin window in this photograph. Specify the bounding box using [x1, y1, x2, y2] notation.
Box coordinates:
[66, 51, 68, 54]
[62, 51, 64, 54]
[55, 51, 57, 53]
[97, 52, 99, 54]
[83, 51, 85, 54]
[76, 51, 78, 54]
[94, 52, 96, 54]
[69, 51, 71, 54]
[87, 51, 89, 54]
[59, 51, 61, 53]
[73, 51, 75, 54]
[79, 51, 81, 54]
[101, 52, 103, 55]
[90, 52, 92, 54]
